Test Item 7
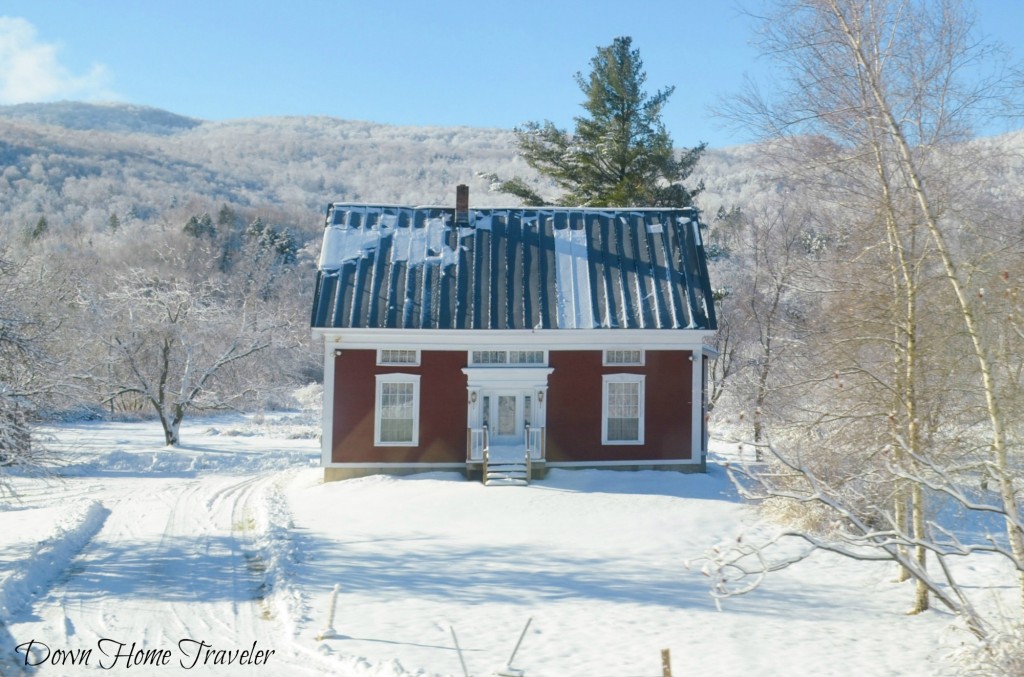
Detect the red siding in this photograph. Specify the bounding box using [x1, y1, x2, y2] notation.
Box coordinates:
[331, 350, 466, 464]
[546, 351, 693, 463]
[330, 348, 694, 467]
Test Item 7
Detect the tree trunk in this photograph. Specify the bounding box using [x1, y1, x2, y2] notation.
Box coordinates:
[910, 482, 929, 613]
[753, 357, 769, 462]
[833, 1, 1024, 612]
[893, 488, 911, 583]
[159, 409, 180, 446]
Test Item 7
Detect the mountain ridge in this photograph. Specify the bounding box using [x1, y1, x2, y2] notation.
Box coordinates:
[0, 101, 202, 135]
[3, 101, 1019, 243]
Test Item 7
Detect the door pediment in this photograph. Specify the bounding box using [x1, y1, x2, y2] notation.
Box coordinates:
[461, 367, 554, 389]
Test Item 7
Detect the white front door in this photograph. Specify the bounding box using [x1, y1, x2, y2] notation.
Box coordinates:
[482, 391, 531, 447]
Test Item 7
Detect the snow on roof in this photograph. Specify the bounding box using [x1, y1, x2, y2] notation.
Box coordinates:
[310, 204, 717, 331]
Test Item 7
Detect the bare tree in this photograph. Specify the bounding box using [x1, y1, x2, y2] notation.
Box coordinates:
[707, 198, 817, 453]
[705, 0, 1024, 667]
[90, 271, 276, 446]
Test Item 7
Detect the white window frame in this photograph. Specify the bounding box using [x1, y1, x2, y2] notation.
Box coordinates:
[470, 349, 508, 365]
[601, 374, 645, 445]
[603, 349, 645, 366]
[374, 373, 421, 446]
[468, 350, 548, 366]
[376, 349, 421, 366]
[508, 350, 546, 365]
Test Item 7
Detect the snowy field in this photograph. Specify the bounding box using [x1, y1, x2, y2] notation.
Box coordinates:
[0, 416, 991, 676]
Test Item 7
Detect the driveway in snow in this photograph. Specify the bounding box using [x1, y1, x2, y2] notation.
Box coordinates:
[0, 418, 963, 676]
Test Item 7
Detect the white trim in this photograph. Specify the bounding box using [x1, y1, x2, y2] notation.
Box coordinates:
[321, 344, 337, 468]
[602, 349, 645, 366]
[691, 350, 704, 461]
[462, 367, 554, 388]
[313, 327, 715, 350]
[376, 348, 421, 366]
[374, 373, 421, 447]
[601, 374, 646, 445]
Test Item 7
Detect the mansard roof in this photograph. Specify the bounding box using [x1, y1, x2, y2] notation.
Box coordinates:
[310, 203, 716, 331]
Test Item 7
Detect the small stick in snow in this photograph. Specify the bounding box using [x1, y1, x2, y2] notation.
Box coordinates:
[494, 617, 532, 677]
[449, 625, 470, 677]
[315, 583, 340, 641]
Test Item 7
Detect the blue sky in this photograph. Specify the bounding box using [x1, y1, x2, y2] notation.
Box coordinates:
[1, 1, 1021, 148]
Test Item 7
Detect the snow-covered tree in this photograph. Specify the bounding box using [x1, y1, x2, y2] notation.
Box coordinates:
[497, 36, 705, 207]
[0, 245, 76, 491]
[704, 0, 1024, 668]
[90, 271, 277, 446]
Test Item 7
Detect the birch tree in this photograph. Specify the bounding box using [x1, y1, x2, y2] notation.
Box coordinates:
[704, 0, 1024, 666]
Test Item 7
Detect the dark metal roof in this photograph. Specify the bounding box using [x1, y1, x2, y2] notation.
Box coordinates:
[310, 204, 716, 331]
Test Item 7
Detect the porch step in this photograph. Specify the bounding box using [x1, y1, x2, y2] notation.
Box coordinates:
[484, 462, 530, 486]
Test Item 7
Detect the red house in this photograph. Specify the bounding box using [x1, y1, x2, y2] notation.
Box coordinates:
[310, 187, 717, 484]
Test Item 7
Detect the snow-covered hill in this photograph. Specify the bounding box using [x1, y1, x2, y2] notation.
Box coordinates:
[0, 102, 789, 239]
[0, 103, 551, 236]
[0, 102, 202, 135]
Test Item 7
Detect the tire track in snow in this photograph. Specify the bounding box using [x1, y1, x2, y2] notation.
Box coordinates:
[2, 478, 107, 508]
[3, 470, 345, 676]
[3, 475, 283, 673]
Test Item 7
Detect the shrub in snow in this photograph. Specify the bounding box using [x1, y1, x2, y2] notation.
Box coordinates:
[0, 397, 63, 496]
[953, 627, 1024, 677]
[291, 383, 323, 414]
[742, 427, 895, 537]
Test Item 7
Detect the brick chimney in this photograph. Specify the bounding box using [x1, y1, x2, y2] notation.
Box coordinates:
[455, 184, 469, 224]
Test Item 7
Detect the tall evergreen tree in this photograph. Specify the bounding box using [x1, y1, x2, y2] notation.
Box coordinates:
[183, 213, 215, 238]
[500, 36, 705, 207]
[216, 204, 238, 231]
[30, 216, 48, 240]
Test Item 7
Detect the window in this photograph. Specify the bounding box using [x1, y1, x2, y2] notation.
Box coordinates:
[374, 374, 421, 446]
[602, 374, 645, 444]
[509, 350, 545, 364]
[470, 350, 546, 366]
[377, 349, 420, 366]
[604, 349, 644, 366]
[472, 350, 507, 365]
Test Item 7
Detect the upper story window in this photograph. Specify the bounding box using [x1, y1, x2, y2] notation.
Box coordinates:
[469, 350, 546, 366]
[603, 349, 644, 366]
[377, 349, 420, 366]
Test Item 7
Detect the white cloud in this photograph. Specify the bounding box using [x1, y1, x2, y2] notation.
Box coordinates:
[0, 17, 117, 104]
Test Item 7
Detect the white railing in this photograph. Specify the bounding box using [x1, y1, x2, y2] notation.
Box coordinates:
[467, 425, 489, 462]
[525, 425, 545, 461]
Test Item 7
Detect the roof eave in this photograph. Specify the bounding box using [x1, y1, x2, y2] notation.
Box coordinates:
[312, 326, 716, 350]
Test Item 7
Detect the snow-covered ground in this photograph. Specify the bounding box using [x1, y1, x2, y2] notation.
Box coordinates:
[0, 416, 990, 676]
